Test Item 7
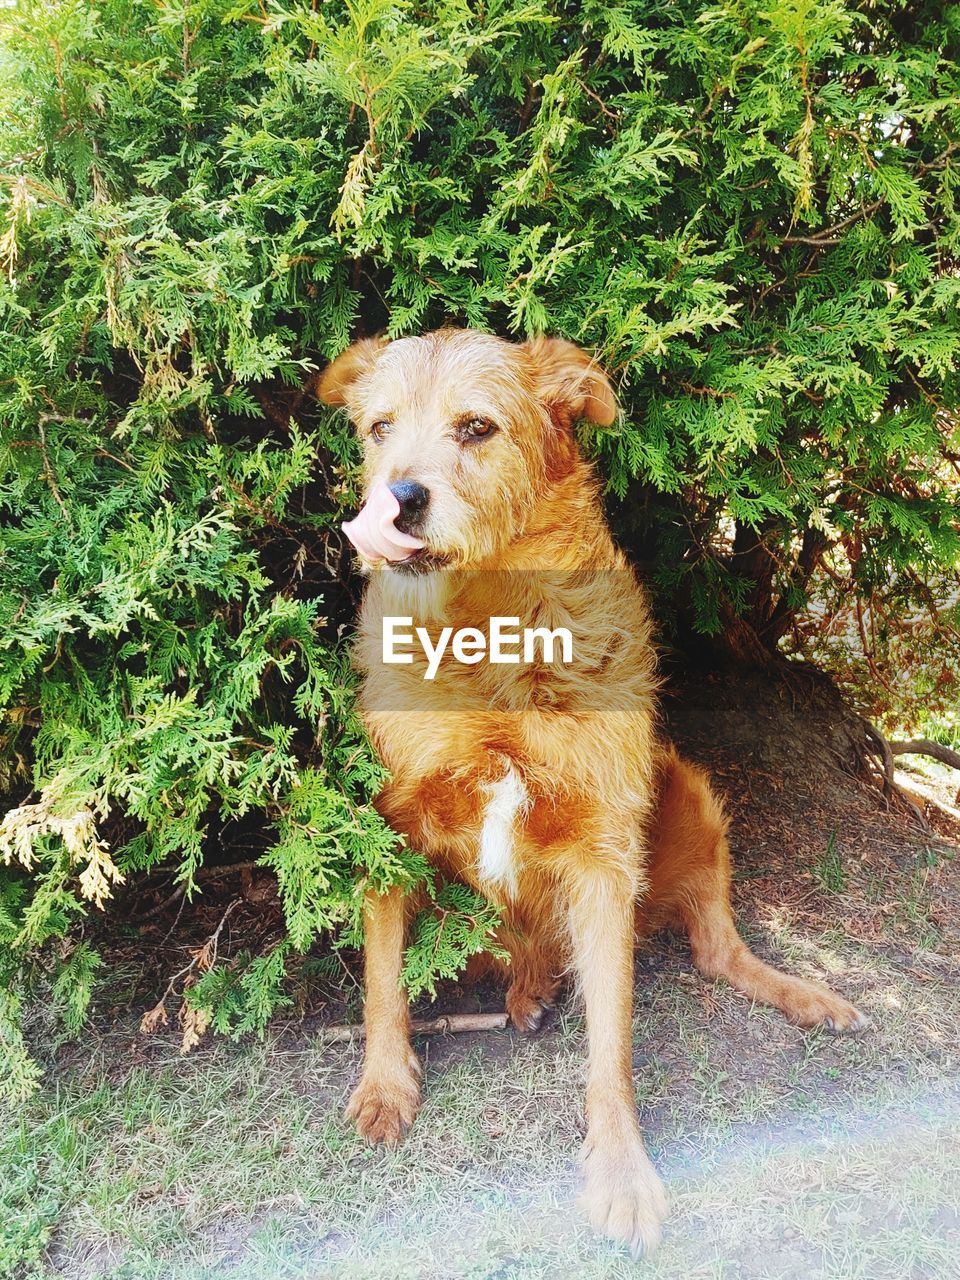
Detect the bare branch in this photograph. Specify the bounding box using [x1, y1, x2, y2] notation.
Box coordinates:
[140, 897, 243, 1034]
[890, 739, 960, 773]
[780, 144, 959, 248]
[858, 716, 930, 831]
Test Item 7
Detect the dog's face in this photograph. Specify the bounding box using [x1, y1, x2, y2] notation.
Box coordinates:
[319, 329, 616, 572]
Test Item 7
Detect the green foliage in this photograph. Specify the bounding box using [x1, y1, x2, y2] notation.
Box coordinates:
[812, 830, 846, 895]
[404, 877, 508, 1001]
[1, 0, 960, 1087]
[188, 941, 298, 1039]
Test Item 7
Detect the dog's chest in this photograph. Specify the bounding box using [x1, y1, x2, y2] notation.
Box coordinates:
[371, 721, 531, 901]
[476, 763, 528, 898]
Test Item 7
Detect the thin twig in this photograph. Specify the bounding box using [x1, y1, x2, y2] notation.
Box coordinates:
[95, 447, 136, 473]
[36, 415, 71, 525]
[132, 860, 263, 922]
[199, 859, 262, 881]
[136, 883, 186, 922]
[576, 78, 621, 123]
[177, 898, 241, 991]
[159, 890, 188, 945]
[144, 897, 243, 1019]
[780, 143, 959, 247]
[200, 897, 242, 965]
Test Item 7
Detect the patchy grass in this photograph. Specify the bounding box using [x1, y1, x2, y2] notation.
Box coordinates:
[5, 724, 960, 1280]
[6, 825, 960, 1280]
[6, 996, 959, 1280]
[811, 831, 846, 895]
[11, 1061, 960, 1280]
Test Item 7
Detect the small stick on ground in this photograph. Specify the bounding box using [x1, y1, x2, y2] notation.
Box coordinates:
[133, 861, 263, 922]
[321, 1012, 510, 1042]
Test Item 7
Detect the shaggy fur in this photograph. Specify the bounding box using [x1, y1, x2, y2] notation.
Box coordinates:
[319, 329, 867, 1256]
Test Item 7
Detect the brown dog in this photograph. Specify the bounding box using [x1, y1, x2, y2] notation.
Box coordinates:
[319, 329, 866, 1256]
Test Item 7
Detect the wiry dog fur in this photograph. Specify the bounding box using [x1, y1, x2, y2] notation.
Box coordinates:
[319, 329, 867, 1256]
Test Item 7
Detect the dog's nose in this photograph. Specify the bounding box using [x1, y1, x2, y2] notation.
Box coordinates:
[389, 479, 430, 532]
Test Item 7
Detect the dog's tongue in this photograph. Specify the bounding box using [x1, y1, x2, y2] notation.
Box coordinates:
[342, 480, 425, 564]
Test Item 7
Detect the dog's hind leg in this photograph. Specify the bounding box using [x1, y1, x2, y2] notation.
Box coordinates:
[646, 749, 869, 1032]
[505, 955, 561, 1032]
[494, 891, 565, 1032]
[346, 884, 423, 1145]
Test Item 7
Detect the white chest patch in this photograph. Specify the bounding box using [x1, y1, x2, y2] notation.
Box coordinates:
[478, 764, 528, 899]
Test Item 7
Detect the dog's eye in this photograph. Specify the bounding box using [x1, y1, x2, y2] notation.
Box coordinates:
[369, 421, 390, 444]
[459, 417, 497, 443]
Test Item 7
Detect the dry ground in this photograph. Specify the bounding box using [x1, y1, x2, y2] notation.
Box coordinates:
[4, 670, 960, 1280]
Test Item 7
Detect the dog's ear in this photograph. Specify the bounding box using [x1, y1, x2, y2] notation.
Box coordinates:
[316, 337, 387, 407]
[521, 336, 617, 427]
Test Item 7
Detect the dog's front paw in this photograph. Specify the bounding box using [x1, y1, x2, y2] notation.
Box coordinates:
[347, 1055, 422, 1146]
[580, 1134, 668, 1258]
